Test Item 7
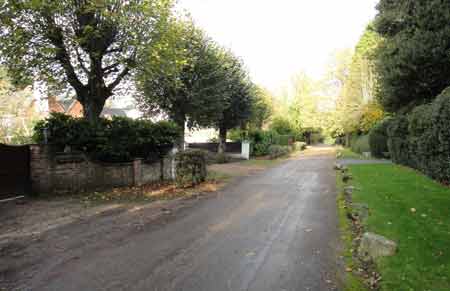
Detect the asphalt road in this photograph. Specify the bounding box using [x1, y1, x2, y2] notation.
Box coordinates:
[6, 147, 340, 291]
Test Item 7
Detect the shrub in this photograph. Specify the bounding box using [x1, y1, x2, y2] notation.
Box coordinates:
[385, 87, 450, 183]
[369, 118, 392, 158]
[215, 153, 230, 164]
[268, 145, 292, 159]
[386, 115, 410, 165]
[248, 129, 280, 156]
[350, 135, 370, 154]
[33, 113, 180, 162]
[269, 116, 295, 135]
[175, 150, 207, 186]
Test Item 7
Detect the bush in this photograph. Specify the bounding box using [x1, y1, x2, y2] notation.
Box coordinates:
[33, 113, 180, 162]
[269, 116, 295, 135]
[215, 153, 230, 164]
[175, 150, 207, 186]
[350, 134, 370, 154]
[268, 145, 292, 159]
[386, 115, 410, 165]
[248, 129, 280, 156]
[369, 118, 392, 158]
[385, 87, 450, 183]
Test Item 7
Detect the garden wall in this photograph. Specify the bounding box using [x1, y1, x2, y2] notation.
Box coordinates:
[30, 145, 176, 194]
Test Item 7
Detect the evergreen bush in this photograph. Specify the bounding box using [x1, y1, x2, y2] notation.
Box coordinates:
[350, 135, 370, 154]
[268, 145, 292, 159]
[33, 113, 180, 162]
[369, 118, 392, 158]
[175, 150, 207, 186]
[385, 87, 450, 183]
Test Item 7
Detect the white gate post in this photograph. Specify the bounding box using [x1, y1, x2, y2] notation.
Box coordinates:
[242, 141, 250, 160]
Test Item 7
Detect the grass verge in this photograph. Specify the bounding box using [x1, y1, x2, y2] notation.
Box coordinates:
[337, 171, 368, 291]
[344, 163, 450, 290]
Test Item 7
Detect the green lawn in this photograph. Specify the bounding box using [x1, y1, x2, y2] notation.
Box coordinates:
[346, 164, 450, 290]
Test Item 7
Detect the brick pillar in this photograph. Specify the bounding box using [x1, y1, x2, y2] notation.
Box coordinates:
[133, 159, 142, 187]
[29, 144, 53, 194]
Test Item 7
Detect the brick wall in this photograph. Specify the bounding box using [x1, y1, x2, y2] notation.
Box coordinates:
[30, 145, 175, 194]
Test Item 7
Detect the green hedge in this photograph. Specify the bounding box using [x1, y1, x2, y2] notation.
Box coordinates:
[350, 134, 370, 154]
[268, 145, 292, 159]
[369, 118, 392, 158]
[175, 150, 207, 186]
[386, 87, 450, 183]
[33, 113, 180, 162]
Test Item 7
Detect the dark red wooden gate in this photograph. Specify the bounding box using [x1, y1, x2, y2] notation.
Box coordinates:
[0, 144, 30, 199]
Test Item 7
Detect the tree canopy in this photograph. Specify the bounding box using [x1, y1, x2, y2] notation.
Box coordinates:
[136, 20, 230, 148]
[374, 0, 450, 112]
[0, 0, 173, 122]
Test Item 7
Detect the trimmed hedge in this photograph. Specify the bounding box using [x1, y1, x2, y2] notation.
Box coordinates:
[386, 87, 450, 183]
[33, 113, 180, 162]
[175, 150, 207, 186]
[268, 145, 292, 159]
[369, 118, 392, 158]
[350, 134, 370, 154]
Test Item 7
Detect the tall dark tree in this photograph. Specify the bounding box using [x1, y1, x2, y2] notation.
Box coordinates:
[374, 0, 450, 112]
[136, 21, 228, 149]
[212, 52, 254, 154]
[0, 0, 173, 122]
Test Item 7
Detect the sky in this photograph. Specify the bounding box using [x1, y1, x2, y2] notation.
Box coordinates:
[177, 0, 379, 93]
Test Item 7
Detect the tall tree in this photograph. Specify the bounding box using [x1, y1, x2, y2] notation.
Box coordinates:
[136, 20, 227, 149]
[248, 86, 273, 130]
[213, 52, 254, 154]
[0, 0, 173, 122]
[374, 0, 450, 112]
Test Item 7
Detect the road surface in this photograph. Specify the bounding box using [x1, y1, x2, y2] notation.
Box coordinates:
[3, 147, 340, 291]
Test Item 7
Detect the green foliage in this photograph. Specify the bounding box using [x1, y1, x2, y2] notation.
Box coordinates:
[269, 116, 296, 135]
[268, 145, 292, 160]
[33, 113, 180, 162]
[250, 130, 280, 156]
[214, 51, 254, 130]
[369, 117, 391, 158]
[137, 21, 230, 140]
[248, 86, 274, 130]
[374, 0, 450, 112]
[0, 0, 174, 121]
[387, 88, 450, 183]
[350, 134, 370, 154]
[175, 150, 207, 186]
[333, 25, 383, 137]
[214, 153, 230, 164]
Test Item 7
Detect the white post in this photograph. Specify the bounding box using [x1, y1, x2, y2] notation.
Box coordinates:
[171, 147, 178, 180]
[242, 141, 250, 160]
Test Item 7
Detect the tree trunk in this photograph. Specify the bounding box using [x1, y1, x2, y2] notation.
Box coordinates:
[81, 96, 107, 123]
[218, 126, 227, 154]
[345, 133, 350, 147]
[174, 113, 186, 151]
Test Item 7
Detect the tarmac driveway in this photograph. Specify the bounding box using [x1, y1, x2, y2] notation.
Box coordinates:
[1, 147, 340, 291]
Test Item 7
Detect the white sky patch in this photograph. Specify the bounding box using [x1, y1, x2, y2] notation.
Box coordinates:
[177, 0, 379, 93]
